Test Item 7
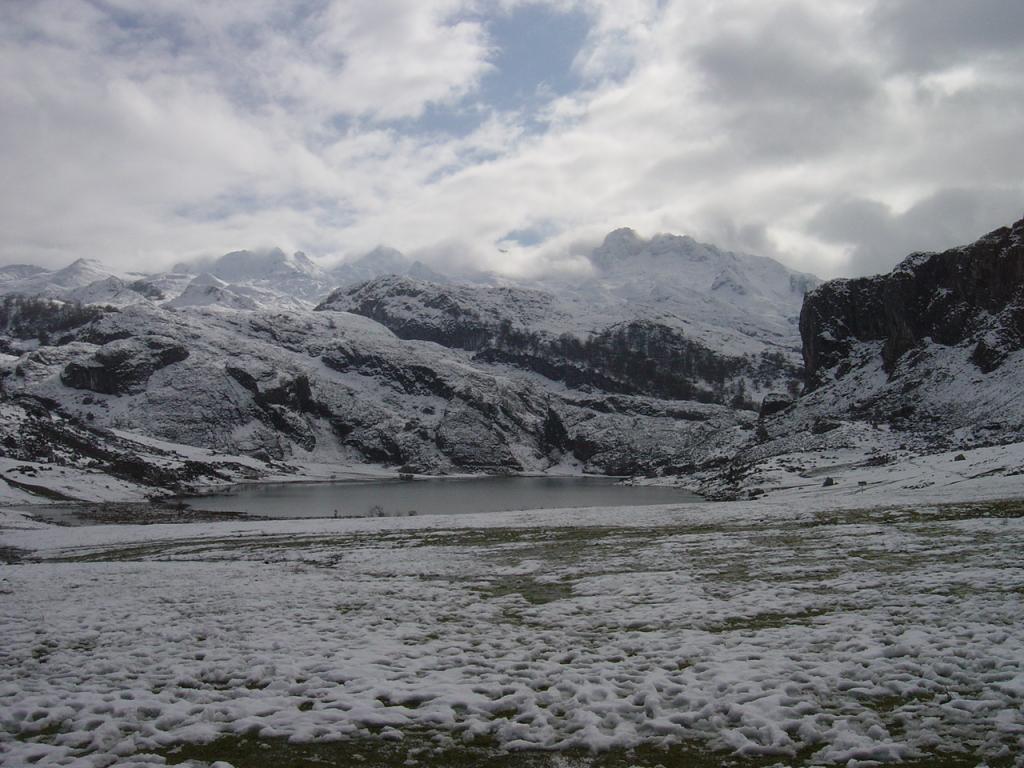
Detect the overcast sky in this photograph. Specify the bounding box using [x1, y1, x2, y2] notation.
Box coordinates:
[2, 0, 1022, 278]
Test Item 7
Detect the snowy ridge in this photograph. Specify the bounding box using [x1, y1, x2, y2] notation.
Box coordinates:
[0, 243, 458, 312]
[0, 258, 119, 298]
[320, 236, 816, 411]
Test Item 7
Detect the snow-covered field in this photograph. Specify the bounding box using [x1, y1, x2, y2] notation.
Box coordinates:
[1, 466, 1023, 767]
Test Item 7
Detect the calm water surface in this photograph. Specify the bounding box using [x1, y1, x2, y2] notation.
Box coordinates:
[185, 476, 700, 519]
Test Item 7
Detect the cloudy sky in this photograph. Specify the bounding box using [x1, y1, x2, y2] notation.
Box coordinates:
[2, 0, 1022, 278]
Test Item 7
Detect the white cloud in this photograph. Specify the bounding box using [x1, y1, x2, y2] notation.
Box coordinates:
[0, 0, 1021, 277]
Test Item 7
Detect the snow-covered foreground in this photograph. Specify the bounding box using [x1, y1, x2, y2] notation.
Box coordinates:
[1, 484, 1023, 767]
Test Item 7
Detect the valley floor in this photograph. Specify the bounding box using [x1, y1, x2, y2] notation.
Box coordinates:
[1, 463, 1023, 767]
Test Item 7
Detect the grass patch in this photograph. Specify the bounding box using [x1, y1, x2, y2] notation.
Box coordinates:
[155, 733, 784, 768]
[0, 545, 27, 564]
[155, 733, 1016, 768]
[480, 575, 574, 605]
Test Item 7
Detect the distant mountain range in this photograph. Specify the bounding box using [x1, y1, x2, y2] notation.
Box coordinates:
[0, 245, 449, 311]
[0, 219, 1020, 502]
[0, 230, 817, 320]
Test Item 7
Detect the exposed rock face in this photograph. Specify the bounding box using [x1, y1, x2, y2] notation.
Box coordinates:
[61, 336, 190, 394]
[724, 216, 1024, 479]
[0, 395, 260, 498]
[0, 227, 830, 483]
[759, 392, 793, 418]
[801, 217, 1024, 388]
[435, 406, 522, 472]
[0, 298, 764, 477]
[319, 275, 564, 351]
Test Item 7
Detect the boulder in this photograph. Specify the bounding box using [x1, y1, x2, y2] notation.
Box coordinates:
[759, 392, 793, 418]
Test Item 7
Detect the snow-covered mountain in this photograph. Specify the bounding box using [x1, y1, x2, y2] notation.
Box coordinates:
[0, 264, 48, 282]
[0, 297, 753, 483]
[579, 228, 819, 347]
[0, 228, 820, 498]
[4, 220, 1019, 503]
[162, 273, 261, 311]
[0, 245, 461, 311]
[175, 248, 332, 304]
[160, 272, 309, 312]
[0, 258, 118, 296]
[62, 277, 156, 307]
[317, 230, 818, 407]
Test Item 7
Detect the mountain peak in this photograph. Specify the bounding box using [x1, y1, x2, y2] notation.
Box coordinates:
[354, 246, 408, 270]
[593, 228, 643, 263]
[190, 272, 229, 289]
[591, 228, 718, 271]
[328, 246, 414, 284]
[56, 257, 109, 276]
[43, 257, 115, 288]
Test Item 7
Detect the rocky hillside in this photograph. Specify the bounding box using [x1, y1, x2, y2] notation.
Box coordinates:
[322, 275, 801, 406]
[700, 217, 1024, 499]
[801, 217, 1024, 386]
[788, 216, 1024, 444]
[0, 394, 274, 503]
[0, 295, 757, 498]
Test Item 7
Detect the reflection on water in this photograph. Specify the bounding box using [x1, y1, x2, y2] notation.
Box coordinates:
[183, 476, 700, 519]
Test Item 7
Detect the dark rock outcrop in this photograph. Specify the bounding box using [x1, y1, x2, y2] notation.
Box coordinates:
[434, 406, 522, 472]
[801, 217, 1024, 389]
[61, 335, 189, 394]
[321, 345, 455, 399]
[759, 392, 793, 418]
[0, 395, 244, 497]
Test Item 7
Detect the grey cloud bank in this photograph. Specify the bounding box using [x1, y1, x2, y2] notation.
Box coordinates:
[0, 0, 1021, 278]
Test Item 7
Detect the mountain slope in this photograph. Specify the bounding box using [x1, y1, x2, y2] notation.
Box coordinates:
[801, 217, 1024, 385]
[317, 227, 817, 408]
[585, 228, 819, 346]
[695, 217, 1024, 499]
[0, 290, 757, 499]
[792, 216, 1024, 441]
[0, 227, 811, 497]
[2, 220, 1022, 502]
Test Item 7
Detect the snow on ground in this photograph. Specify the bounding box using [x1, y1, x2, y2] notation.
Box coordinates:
[0, 458, 156, 506]
[725, 439, 1024, 503]
[1, 461, 1022, 767]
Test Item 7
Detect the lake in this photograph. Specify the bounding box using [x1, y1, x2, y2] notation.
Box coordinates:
[183, 475, 701, 519]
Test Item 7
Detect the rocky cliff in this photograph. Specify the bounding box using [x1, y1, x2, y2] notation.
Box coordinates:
[801, 217, 1024, 388]
[737, 216, 1024, 459]
[685, 216, 1024, 499]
